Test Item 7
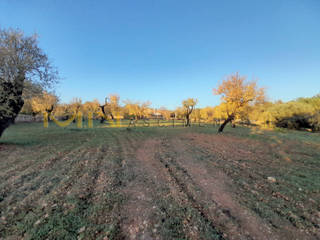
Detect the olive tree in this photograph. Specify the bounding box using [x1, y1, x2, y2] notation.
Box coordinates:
[213, 73, 265, 133]
[182, 98, 197, 127]
[0, 28, 58, 137]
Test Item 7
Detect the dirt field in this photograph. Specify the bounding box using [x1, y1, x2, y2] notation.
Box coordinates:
[0, 123, 319, 239]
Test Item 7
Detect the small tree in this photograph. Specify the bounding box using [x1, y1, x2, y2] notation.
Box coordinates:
[182, 98, 197, 127]
[30, 91, 58, 118]
[0, 28, 58, 137]
[213, 73, 265, 132]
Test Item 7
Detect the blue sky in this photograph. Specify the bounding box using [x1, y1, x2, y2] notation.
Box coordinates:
[1, 0, 319, 109]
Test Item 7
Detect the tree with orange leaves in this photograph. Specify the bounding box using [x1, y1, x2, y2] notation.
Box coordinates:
[213, 73, 265, 132]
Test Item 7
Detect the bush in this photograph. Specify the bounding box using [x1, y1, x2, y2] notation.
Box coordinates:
[274, 114, 312, 130]
[310, 113, 320, 132]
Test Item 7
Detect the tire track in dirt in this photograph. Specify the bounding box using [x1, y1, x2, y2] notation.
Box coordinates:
[126, 133, 223, 239]
[165, 136, 276, 240]
[117, 131, 204, 239]
[83, 131, 127, 240]
[173, 133, 316, 240]
[115, 131, 161, 240]
[154, 137, 226, 239]
[70, 130, 134, 240]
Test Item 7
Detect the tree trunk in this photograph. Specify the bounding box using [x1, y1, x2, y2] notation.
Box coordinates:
[99, 105, 106, 123]
[0, 73, 25, 138]
[0, 122, 10, 137]
[185, 114, 191, 127]
[218, 115, 234, 133]
[46, 105, 54, 122]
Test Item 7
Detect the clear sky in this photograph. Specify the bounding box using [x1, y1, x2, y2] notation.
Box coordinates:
[1, 0, 319, 109]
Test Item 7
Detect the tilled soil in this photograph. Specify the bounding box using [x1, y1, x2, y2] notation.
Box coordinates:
[0, 126, 319, 240]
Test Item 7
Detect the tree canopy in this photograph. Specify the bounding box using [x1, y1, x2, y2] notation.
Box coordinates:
[0, 28, 58, 137]
[213, 73, 265, 132]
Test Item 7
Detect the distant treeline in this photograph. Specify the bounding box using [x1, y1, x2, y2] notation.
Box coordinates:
[20, 90, 320, 132]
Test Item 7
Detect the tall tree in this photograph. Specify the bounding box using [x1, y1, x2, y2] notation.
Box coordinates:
[0, 28, 58, 137]
[213, 72, 265, 132]
[182, 98, 197, 127]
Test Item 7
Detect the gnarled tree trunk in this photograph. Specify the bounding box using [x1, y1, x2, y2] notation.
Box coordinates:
[99, 105, 106, 123]
[185, 114, 191, 127]
[0, 73, 25, 138]
[218, 114, 234, 133]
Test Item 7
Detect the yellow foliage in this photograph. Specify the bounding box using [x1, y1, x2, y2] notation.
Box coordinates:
[123, 100, 151, 119]
[30, 91, 58, 114]
[213, 73, 265, 118]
